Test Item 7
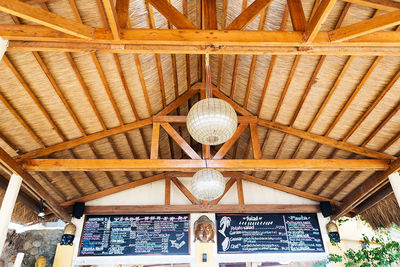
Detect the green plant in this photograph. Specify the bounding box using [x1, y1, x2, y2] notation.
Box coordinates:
[328, 234, 400, 267]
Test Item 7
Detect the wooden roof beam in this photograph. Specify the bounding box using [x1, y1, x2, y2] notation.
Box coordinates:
[227, 0, 274, 30]
[116, 0, 130, 28]
[305, 0, 337, 42]
[17, 118, 152, 160]
[0, 146, 70, 221]
[102, 0, 121, 40]
[0, 0, 94, 39]
[341, 0, 400, 11]
[257, 119, 395, 160]
[333, 158, 400, 219]
[288, 0, 307, 31]
[145, 0, 197, 29]
[329, 10, 400, 42]
[22, 158, 389, 172]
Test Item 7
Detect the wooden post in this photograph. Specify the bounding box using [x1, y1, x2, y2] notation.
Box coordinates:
[388, 172, 400, 206]
[0, 173, 22, 253]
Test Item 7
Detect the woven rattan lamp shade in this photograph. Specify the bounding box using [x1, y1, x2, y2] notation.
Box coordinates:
[186, 98, 238, 145]
[191, 169, 225, 201]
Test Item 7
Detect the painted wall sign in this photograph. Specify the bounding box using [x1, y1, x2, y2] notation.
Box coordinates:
[79, 215, 190, 256]
[216, 213, 324, 254]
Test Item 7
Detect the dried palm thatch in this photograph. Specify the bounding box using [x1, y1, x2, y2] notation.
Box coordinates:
[360, 194, 400, 229]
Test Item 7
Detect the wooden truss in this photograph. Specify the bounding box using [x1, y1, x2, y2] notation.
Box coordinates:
[0, 0, 399, 221]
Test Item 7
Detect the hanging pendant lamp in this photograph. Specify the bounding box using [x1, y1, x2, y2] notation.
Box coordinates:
[186, 55, 238, 145]
[191, 168, 225, 201]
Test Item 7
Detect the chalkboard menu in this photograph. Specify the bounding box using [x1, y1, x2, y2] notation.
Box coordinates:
[79, 215, 190, 256]
[216, 213, 324, 254]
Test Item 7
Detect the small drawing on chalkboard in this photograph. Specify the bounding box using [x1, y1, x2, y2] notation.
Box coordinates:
[170, 240, 186, 249]
[218, 216, 231, 251]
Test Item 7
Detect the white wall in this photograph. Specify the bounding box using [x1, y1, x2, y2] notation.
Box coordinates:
[73, 177, 330, 266]
[0, 37, 8, 61]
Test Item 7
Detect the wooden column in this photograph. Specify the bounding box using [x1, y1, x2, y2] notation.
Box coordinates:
[388, 172, 400, 206]
[0, 173, 22, 253]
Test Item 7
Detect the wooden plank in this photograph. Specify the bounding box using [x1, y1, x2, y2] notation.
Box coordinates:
[102, 0, 121, 40]
[22, 0, 51, 4]
[22, 159, 389, 172]
[203, 0, 217, 29]
[165, 178, 171, 205]
[250, 123, 262, 159]
[0, 0, 94, 39]
[116, 0, 130, 28]
[157, 88, 199, 115]
[241, 173, 340, 205]
[61, 173, 165, 206]
[332, 158, 400, 219]
[305, 0, 337, 42]
[213, 124, 248, 160]
[209, 177, 237, 205]
[237, 177, 245, 204]
[150, 123, 160, 159]
[329, 10, 400, 42]
[257, 119, 395, 160]
[84, 204, 321, 214]
[288, 0, 307, 31]
[0, 146, 70, 221]
[170, 177, 200, 204]
[18, 118, 152, 160]
[145, 0, 197, 29]
[161, 123, 201, 159]
[227, 0, 274, 30]
[341, 0, 400, 11]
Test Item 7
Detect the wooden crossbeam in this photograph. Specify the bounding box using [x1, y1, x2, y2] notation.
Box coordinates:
[0, 146, 70, 221]
[61, 173, 165, 207]
[170, 177, 200, 204]
[22, 159, 389, 172]
[257, 119, 395, 160]
[2, 26, 400, 47]
[213, 124, 248, 160]
[145, 0, 197, 29]
[341, 0, 400, 11]
[329, 10, 400, 42]
[305, 0, 337, 42]
[17, 118, 152, 160]
[153, 115, 257, 125]
[84, 204, 321, 214]
[0, 0, 94, 39]
[333, 158, 400, 219]
[241, 173, 340, 205]
[161, 123, 201, 159]
[227, 0, 274, 30]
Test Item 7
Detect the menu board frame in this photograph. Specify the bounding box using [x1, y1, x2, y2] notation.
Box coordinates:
[216, 213, 325, 254]
[78, 214, 191, 257]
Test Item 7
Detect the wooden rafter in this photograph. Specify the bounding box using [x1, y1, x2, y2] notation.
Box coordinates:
[329, 10, 400, 42]
[0, 0, 94, 39]
[333, 158, 400, 219]
[288, 0, 307, 31]
[0, 146, 70, 221]
[305, 0, 337, 42]
[22, 159, 389, 172]
[150, 123, 160, 159]
[116, 0, 130, 28]
[102, 0, 121, 40]
[341, 0, 400, 12]
[213, 124, 248, 160]
[145, 0, 197, 29]
[209, 177, 237, 205]
[257, 119, 395, 160]
[17, 118, 152, 160]
[250, 123, 262, 159]
[170, 177, 200, 204]
[227, 0, 273, 30]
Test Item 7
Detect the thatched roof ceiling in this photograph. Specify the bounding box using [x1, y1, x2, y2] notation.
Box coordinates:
[0, 0, 398, 224]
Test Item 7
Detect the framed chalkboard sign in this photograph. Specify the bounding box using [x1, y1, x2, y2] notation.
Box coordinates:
[79, 214, 190, 256]
[216, 213, 324, 254]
